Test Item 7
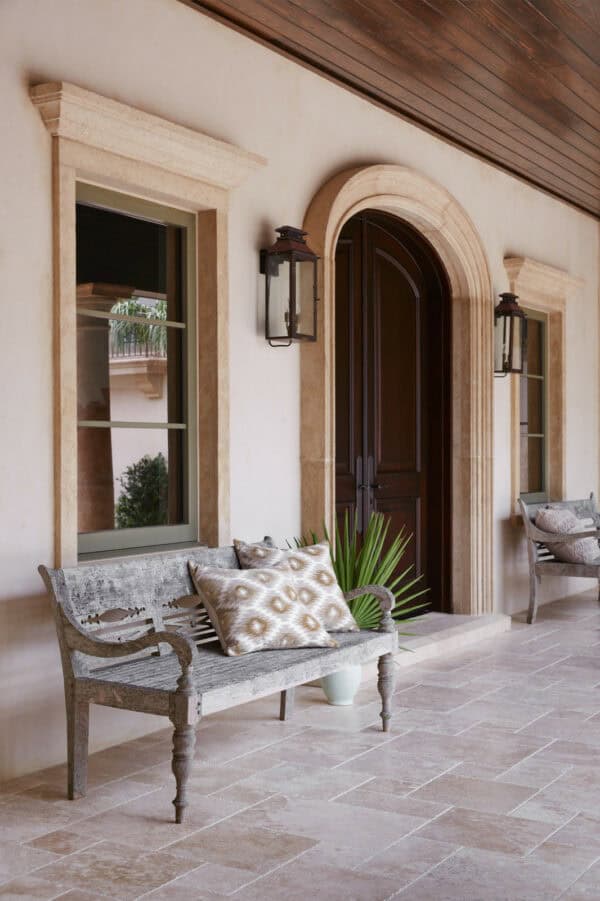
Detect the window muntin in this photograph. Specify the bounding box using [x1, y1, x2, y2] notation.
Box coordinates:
[76, 184, 197, 555]
[519, 311, 547, 501]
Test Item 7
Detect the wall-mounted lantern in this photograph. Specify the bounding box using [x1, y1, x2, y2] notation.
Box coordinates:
[260, 226, 319, 347]
[494, 292, 528, 376]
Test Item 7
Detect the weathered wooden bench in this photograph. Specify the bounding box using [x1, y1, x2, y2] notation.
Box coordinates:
[518, 494, 600, 624]
[39, 545, 398, 823]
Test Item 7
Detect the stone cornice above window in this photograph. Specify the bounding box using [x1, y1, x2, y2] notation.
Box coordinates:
[31, 81, 266, 190]
[504, 256, 584, 305]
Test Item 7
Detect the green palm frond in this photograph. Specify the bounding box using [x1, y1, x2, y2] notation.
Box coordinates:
[294, 511, 429, 629]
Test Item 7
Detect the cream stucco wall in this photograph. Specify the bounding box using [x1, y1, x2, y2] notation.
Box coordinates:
[1, 0, 598, 780]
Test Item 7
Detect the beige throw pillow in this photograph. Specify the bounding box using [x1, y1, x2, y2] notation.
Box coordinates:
[234, 540, 359, 632]
[535, 507, 599, 564]
[188, 560, 338, 656]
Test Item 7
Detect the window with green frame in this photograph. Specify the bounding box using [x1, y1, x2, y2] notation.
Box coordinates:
[519, 310, 547, 502]
[75, 184, 197, 556]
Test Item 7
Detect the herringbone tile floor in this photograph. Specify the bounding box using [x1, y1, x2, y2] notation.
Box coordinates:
[1, 592, 599, 900]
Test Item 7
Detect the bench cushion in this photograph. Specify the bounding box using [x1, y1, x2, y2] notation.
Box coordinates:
[234, 540, 359, 632]
[535, 507, 599, 564]
[188, 561, 337, 656]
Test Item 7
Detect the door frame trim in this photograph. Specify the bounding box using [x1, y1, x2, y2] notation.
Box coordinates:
[301, 164, 494, 616]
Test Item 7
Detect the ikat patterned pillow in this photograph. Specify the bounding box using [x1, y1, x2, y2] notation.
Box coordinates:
[233, 540, 359, 633]
[188, 560, 338, 657]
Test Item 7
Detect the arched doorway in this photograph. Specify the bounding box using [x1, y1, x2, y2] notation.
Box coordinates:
[300, 165, 494, 617]
[335, 210, 451, 611]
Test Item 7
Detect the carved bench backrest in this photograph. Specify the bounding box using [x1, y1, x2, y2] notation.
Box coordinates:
[39, 546, 239, 675]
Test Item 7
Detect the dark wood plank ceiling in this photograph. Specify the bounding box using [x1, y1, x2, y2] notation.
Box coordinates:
[186, 0, 600, 219]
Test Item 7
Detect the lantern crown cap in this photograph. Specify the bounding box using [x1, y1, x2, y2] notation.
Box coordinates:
[496, 291, 525, 317]
[265, 225, 319, 260]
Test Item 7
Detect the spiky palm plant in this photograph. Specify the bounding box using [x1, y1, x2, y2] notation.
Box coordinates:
[295, 511, 429, 630]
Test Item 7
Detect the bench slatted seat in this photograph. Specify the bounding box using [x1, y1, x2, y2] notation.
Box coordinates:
[39, 545, 398, 823]
[518, 494, 600, 624]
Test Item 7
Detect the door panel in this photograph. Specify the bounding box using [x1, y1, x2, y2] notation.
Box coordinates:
[335, 211, 451, 612]
[372, 248, 419, 474]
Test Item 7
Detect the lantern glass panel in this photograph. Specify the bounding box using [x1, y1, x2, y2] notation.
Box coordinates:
[494, 314, 508, 372]
[511, 315, 523, 371]
[267, 258, 291, 339]
[295, 258, 316, 338]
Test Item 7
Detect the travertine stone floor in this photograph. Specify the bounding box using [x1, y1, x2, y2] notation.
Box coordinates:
[1, 591, 599, 900]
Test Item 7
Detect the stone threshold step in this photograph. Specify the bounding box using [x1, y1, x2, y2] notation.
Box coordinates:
[361, 611, 511, 680]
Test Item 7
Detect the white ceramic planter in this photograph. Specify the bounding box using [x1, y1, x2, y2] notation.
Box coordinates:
[320, 664, 363, 706]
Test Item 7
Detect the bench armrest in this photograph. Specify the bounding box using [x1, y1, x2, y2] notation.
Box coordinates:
[344, 584, 396, 633]
[529, 525, 600, 545]
[58, 605, 197, 673]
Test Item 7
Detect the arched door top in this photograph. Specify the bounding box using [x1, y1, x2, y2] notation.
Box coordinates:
[300, 164, 494, 616]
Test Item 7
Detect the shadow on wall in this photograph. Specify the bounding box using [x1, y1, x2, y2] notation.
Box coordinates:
[0, 592, 164, 783]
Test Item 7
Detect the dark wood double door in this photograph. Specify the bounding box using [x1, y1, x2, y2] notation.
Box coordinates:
[335, 211, 451, 612]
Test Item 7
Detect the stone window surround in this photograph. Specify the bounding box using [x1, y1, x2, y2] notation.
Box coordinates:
[31, 81, 266, 567]
[504, 256, 583, 518]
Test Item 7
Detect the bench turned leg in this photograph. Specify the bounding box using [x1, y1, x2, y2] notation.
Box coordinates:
[66, 690, 89, 800]
[377, 653, 394, 733]
[279, 688, 295, 721]
[527, 572, 540, 625]
[171, 723, 196, 824]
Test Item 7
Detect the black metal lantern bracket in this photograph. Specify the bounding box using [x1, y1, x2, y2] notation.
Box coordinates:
[260, 226, 320, 348]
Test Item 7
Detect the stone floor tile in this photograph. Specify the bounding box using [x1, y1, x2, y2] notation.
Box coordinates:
[495, 757, 571, 789]
[396, 846, 580, 900]
[332, 785, 449, 819]
[393, 683, 482, 711]
[409, 772, 537, 814]
[230, 794, 422, 852]
[455, 697, 553, 729]
[530, 819, 600, 873]
[0, 842, 59, 886]
[0, 875, 66, 900]
[336, 738, 461, 786]
[185, 763, 260, 795]
[26, 831, 100, 857]
[417, 806, 556, 855]
[164, 818, 315, 873]
[233, 855, 399, 901]
[17, 779, 158, 821]
[0, 796, 83, 844]
[207, 783, 275, 807]
[443, 722, 552, 769]
[450, 761, 508, 780]
[356, 834, 457, 885]
[516, 709, 593, 740]
[74, 787, 243, 851]
[509, 792, 581, 825]
[389, 705, 486, 735]
[34, 841, 198, 900]
[0, 775, 46, 798]
[235, 762, 370, 801]
[560, 862, 600, 900]
[142, 861, 257, 897]
[530, 739, 600, 768]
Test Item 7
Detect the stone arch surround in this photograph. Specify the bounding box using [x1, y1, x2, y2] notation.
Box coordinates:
[301, 164, 494, 615]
